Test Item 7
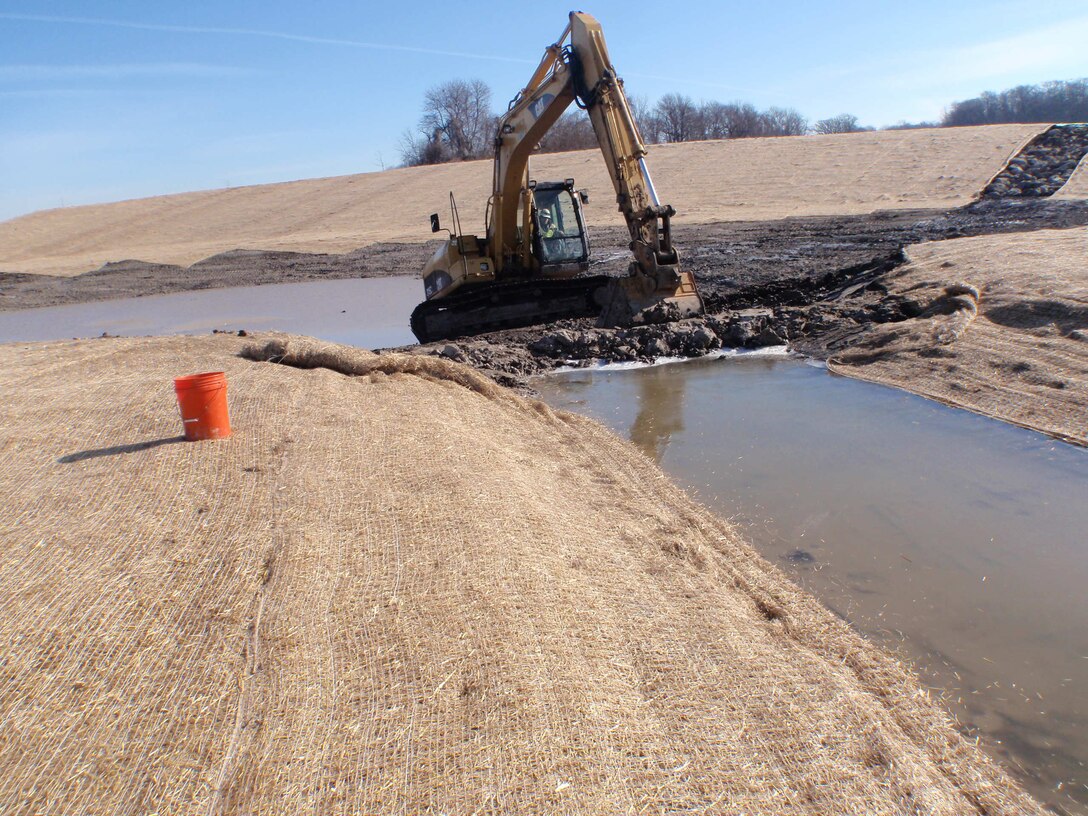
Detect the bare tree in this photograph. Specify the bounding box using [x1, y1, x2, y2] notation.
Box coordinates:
[398, 127, 449, 166]
[884, 120, 939, 130]
[645, 97, 808, 141]
[698, 102, 731, 139]
[401, 79, 494, 165]
[762, 107, 808, 136]
[814, 113, 863, 134]
[721, 103, 766, 138]
[655, 93, 699, 142]
[537, 110, 597, 153]
[943, 78, 1088, 125]
[628, 94, 661, 144]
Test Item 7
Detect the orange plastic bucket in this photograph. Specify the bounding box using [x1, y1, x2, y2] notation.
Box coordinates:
[174, 371, 231, 441]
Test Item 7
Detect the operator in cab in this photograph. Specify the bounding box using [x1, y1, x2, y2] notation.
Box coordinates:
[539, 208, 557, 238]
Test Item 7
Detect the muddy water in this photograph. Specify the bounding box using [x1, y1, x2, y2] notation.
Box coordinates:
[537, 355, 1088, 815]
[0, 277, 421, 348]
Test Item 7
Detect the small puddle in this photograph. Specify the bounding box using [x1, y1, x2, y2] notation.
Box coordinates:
[537, 354, 1088, 814]
[0, 277, 421, 348]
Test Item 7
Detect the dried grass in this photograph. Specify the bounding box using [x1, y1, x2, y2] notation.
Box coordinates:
[0, 332, 1044, 813]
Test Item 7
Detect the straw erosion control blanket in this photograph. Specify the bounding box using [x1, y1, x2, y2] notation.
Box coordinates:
[825, 226, 1088, 446]
[0, 123, 1043, 278]
[0, 333, 1042, 814]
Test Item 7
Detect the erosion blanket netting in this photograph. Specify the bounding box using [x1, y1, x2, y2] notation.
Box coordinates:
[1056, 152, 1088, 198]
[0, 123, 1043, 276]
[0, 334, 1041, 814]
[827, 226, 1088, 446]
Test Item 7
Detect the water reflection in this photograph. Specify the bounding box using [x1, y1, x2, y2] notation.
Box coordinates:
[629, 365, 686, 463]
[537, 355, 1088, 815]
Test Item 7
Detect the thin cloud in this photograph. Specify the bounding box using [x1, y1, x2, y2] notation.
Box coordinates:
[0, 13, 534, 65]
[802, 14, 1088, 94]
[902, 15, 1088, 88]
[0, 63, 254, 81]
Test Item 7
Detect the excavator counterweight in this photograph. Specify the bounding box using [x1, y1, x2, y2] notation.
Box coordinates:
[409, 11, 703, 344]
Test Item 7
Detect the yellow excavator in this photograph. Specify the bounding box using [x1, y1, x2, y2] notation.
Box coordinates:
[409, 11, 703, 344]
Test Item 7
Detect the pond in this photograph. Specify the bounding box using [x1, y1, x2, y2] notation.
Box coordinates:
[0, 277, 421, 348]
[537, 353, 1088, 815]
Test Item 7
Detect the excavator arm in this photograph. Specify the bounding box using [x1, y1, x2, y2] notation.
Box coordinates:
[490, 26, 577, 272]
[487, 12, 701, 323]
[567, 13, 701, 324]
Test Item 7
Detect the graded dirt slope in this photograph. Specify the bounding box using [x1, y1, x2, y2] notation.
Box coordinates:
[0, 124, 1043, 277]
[0, 333, 1041, 815]
[1056, 153, 1088, 198]
[826, 226, 1088, 445]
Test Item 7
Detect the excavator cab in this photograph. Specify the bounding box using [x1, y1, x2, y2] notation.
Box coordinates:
[529, 181, 589, 274]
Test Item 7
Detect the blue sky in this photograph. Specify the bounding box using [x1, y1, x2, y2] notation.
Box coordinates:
[1, 0, 1086, 221]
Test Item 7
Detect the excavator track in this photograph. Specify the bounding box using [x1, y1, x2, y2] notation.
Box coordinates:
[410, 276, 611, 344]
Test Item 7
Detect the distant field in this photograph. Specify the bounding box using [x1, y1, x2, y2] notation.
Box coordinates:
[0, 124, 1045, 278]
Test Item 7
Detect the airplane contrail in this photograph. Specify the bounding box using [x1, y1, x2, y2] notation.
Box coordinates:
[0, 13, 535, 65]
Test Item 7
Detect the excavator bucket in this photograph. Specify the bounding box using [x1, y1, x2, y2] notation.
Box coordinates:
[596, 269, 704, 327]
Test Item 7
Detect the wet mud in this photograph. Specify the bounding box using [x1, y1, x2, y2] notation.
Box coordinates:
[3, 196, 1087, 398]
[432, 123, 1088, 382]
[406, 197, 1088, 391]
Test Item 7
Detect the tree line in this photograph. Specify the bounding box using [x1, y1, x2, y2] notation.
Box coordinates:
[399, 76, 1087, 166]
[942, 79, 1088, 126]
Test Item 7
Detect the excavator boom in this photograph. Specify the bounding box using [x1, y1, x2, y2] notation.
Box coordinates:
[410, 12, 703, 344]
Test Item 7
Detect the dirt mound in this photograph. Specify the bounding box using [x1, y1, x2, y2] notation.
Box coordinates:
[0, 124, 1043, 278]
[0, 333, 1042, 814]
[821, 227, 1088, 445]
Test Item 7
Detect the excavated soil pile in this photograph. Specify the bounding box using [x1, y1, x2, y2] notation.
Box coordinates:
[823, 227, 1088, 445]
[0, 333, 1042, 814]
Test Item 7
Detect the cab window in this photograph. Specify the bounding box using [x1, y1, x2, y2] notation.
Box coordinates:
[534, 189, 586, 263]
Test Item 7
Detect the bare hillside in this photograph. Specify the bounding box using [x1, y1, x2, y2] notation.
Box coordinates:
[0, 124, 1044, 278]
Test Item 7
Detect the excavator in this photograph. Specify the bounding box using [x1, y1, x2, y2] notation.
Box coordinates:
[409, 11, 703, 344]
